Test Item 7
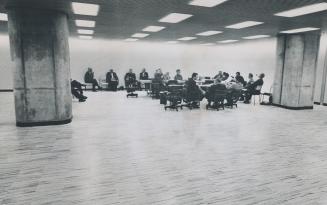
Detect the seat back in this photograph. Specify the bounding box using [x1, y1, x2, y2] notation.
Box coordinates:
[213, 90, 227, 103]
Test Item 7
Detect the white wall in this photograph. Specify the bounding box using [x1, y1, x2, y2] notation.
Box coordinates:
[0, 35, 277, 92]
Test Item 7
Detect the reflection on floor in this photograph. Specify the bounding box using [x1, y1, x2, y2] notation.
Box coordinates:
[1, 91, 327, 205]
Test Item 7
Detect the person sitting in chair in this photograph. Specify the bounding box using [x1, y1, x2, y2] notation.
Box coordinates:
[84, 67, 102, 92]
[139, 68, 149, 80]
[71, 79, 87, 102]
[174, 69, 183, 81]
[124, 69, 137, 87]
[205, 78, 227, 107]
[185, 73, 205, 108]
[244, 73, 265, 104]
[106, 69, 119, 91]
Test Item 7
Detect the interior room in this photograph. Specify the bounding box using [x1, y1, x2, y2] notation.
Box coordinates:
[1, 0, 327, 204]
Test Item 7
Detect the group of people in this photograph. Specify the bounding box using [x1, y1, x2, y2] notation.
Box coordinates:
[71, 67, 265, 104]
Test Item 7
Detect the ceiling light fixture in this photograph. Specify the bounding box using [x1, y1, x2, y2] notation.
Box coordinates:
[125, 38, 139, 42]
[72, 2, 100, 16]
[275, 2, 327, 17]
[226, 21, 263, 29]
[218, 40, 238, 43]
[131, 33, 149, 38]
[196, 30, 222, 36]
[142, 26, 166, 32]
[159, 13, 193, 23]
[79, 35, 93, 40]
[75, 20, 96, 27]
[189, 0, 228, 7]
[178, 37, 197, 41]
[280, 27, 320, 34]
[77, 29, 94, 35]
[0, 13, 8, 21]
[242, 35, 270, 39]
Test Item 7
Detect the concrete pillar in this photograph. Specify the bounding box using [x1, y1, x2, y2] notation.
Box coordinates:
[7, 8, 72, 126]
[272, 33, 320, 109]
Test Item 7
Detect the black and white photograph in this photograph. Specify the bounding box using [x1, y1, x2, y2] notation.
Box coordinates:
[1, 0, 327, 204]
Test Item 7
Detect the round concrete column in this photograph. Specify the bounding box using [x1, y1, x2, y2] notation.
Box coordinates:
[7, 8, 72, 126]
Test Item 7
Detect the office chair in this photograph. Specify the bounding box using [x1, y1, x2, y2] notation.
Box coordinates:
[126, 81, 138, 98]
[181, 88, 202, 110]
[164, 89, 183, 111]
[252, 85, 263, 105]
[225, 90, 242, 109]
[206, 90, 227, 111]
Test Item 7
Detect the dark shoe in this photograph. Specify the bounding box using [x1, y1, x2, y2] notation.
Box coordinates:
[79, 98, 86, 102]
[82, 96, 88, 99]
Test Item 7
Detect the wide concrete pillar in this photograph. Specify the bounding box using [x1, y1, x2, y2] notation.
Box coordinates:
[272, 33, 320, 109]
[7, 8, 72, 126]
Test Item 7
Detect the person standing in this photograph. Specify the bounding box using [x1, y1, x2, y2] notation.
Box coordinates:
[124, 69, 137, 87]
[139, 68, 149, 80]
[84, 67, 102, 92]
[106, 69, 119, 91]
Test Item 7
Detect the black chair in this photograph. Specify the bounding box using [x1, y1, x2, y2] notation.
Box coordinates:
[225, 90, 242, 109]
[164, 89, 183, 111]
[181, 88, 202, 110]
[126, 82, 138, 98]
[206, 90, 227, 111]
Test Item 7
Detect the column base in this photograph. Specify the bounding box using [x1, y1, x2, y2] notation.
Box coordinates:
[16, 117, 72, 127]
[272, 103, 313, 110]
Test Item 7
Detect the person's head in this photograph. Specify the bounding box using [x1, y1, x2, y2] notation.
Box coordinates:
[129, 69, 133, 73]
[191, 72, 198, 80]
[218, 71, 223, 75]
[236, 72, 240, 76]
[87, 67, 92, 72]
[109, 69, 113, 72]
[176, 69, 181, 74]
[142, 68, 146, 72]
[259, 73, 265, 79]
[223, 72, 229, 79]
[158, 68, 162, 73]
[248, 73, 253, 79]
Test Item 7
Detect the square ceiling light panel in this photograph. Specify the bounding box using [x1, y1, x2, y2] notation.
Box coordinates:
[226, 21, 264, 29]
[159, 13, 193, 23]
[189, 0, 228, 7]
[72, 2, 100, 16]
[75, 20, 96, 28]
[275, 2, 327, 17]
[142, 26, 166, 32]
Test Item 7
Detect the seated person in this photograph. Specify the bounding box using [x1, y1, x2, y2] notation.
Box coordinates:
[163, 72, 171, 81]
[246, 73, 254, 88]
[221, 72, 230, 83]
[226, 79, 244, 91]
[71, 79, 87, 102]
[106, 69, 119, 91]
[84, 67, 102, 92]
[124, 69, 137, 87]
[154, 68, 163, 81]
[244, 73, 265, 103]
[214, 70, 223, 80]
[235, 72, 246, 87]
[174, 69, 183, 81]
[139, 68, 149, 80]
[205, 78, 227, 106]
[185, 73, 205, 107]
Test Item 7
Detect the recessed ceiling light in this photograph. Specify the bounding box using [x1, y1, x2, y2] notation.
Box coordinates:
[77, 29, 94, 35]
[79, 35, 93, 40]
[218, 40, 238, 43]
[189, 0, 228, 7]
[226, 21, 264, 29]
[125, 38, 139, 42]
[72, 2, 100, 16]
[280, 27, 320, 34]
[242, 35, 270, 40]
[142, 26, 166, 32]
[131, 33, 149, 38]
[196, 30, 222, 36]
[166, 41, 179, 44]
[159, 13, 193, 23]
[200, 43, 215, 46]
[0, 13, 8, 21]
[178, 37, 197, 41]
[275, 2, 327, 17]
[75, 20, 96, 28]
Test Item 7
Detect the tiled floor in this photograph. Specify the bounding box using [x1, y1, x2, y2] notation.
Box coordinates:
[1, 91, 327, 205]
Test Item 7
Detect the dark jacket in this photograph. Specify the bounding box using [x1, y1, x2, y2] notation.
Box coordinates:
[84, 71, 94, 83]
[174, 74, 183, 81]
[186, 78, 203, 101]
[124, 72, 136, 85]
[140, 72, 149, 80]
[106, 72, 119, 83]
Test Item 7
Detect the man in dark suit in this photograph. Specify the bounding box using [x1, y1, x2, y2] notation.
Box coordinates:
[235, 72, 246, 87]
[124, 69, 137, 87]
[71, 79, 87, 102]
[185, 73, 204, 108]
[139, 68, 149, 80]
[205, 78, 227, 106]
[84, 67, 102, 91]
[106, 69, 119, 91]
